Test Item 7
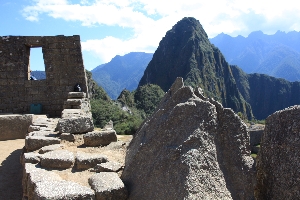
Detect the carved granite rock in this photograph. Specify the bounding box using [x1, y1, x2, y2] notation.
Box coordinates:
[25, 136, 61, 152]
[255, 105, 300, 200]
[89, 172, 128, 200]
[75, 151, 108, 170]
[57, 117, 94, 134]
[40, 150, 75, 169]
[83, 130, 117, 147]
[122, 77, 255, 200]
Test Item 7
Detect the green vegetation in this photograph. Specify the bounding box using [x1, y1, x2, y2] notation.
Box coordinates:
[251, 153, 257, 159]
[87, 70, 164, 135]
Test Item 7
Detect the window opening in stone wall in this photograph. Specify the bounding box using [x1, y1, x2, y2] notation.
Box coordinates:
[29, 47, 46, 80]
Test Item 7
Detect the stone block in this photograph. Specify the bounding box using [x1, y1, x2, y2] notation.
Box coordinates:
[28, 131, 58, 137]
[28, 125, 41, 132]
[21, 152, 41, 165]
[23, 163, 43, 197]
[61, 109, 84, 118]
[25, 136, 61, 152]
[68, 92, 86, 99]
[83, 130, 117, 147]
[60, 133, 75, 142]
[57, 116, 94, 134]
[38, 144, 64, 154]
[40, 150, 75, 169]
[76, 151, 108, 170]
[93, 161, 123, 172]
[89, 172, 128, 200]
[27, 168, 62, 199]
[33, 180, 95, 200]
[0, 114, 33, 140]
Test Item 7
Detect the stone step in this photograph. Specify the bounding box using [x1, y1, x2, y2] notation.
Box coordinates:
[68, 92, 86, 99]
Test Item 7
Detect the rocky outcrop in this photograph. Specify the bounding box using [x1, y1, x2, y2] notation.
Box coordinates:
[138, 17, 252, 119]
[122, 77, 255, 200]
[255, 105, 300, 200]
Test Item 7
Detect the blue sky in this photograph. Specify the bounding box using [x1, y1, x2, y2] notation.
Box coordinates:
[1, 0, 300, 71]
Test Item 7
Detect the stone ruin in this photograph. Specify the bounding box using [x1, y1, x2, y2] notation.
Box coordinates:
[21, 95, 128, 199]
[0, 35, 88, 116]
[0, 35, 129, 199]
[1, 35, 299, 199]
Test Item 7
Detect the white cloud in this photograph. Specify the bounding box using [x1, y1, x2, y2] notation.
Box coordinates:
[23, 0, 300, 64]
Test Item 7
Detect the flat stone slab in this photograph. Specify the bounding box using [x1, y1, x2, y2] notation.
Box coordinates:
[28, 125, 41, 132]
[32, 118, 59, 129]
[27, 131, 58, 137]
[57, 117, 94, 134]
[25, 136, 61, 152]
[93, 161, 123, 172]
[68, 92, 86, 99]
[83, 130, 117, 147]
[61, 109, 84, 118]
[40, 150, 74, 169]
[89, 172, 128, 200]
[33, 180, 95, 200]
[21, 152, 41, 165]
[38, 144, 64, 154]
[76, 151, 108, 170]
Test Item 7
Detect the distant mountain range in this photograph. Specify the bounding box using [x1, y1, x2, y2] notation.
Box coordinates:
[31, 71, 46, 80]
[210, 31, 300, 81]
[91, 52, 153, 99]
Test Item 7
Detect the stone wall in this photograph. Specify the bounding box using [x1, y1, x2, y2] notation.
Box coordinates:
[0, 35, 88, 117]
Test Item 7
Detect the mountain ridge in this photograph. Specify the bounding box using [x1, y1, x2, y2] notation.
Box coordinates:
[210, 30, 300, 81]
[91, 52, 153, 99]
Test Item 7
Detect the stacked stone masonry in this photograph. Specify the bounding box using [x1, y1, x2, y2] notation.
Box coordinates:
[0, 35, 88, 117]
[22, 115, 128, 200]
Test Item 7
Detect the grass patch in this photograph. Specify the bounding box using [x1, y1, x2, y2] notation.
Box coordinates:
[251, 153, 257, 158]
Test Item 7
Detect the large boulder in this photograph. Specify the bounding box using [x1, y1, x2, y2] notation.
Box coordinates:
[122, 77, 255, 200]
[255, 105, 300, 200]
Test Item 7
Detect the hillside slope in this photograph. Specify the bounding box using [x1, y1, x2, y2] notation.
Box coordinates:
[91, 52, 153, 99]
[231, 65, 300, 119]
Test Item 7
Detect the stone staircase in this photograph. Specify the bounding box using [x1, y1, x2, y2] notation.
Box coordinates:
[21, 92, 129, 200]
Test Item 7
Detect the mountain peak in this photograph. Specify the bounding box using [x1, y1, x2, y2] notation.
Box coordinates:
[139, 17, 253, 118]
